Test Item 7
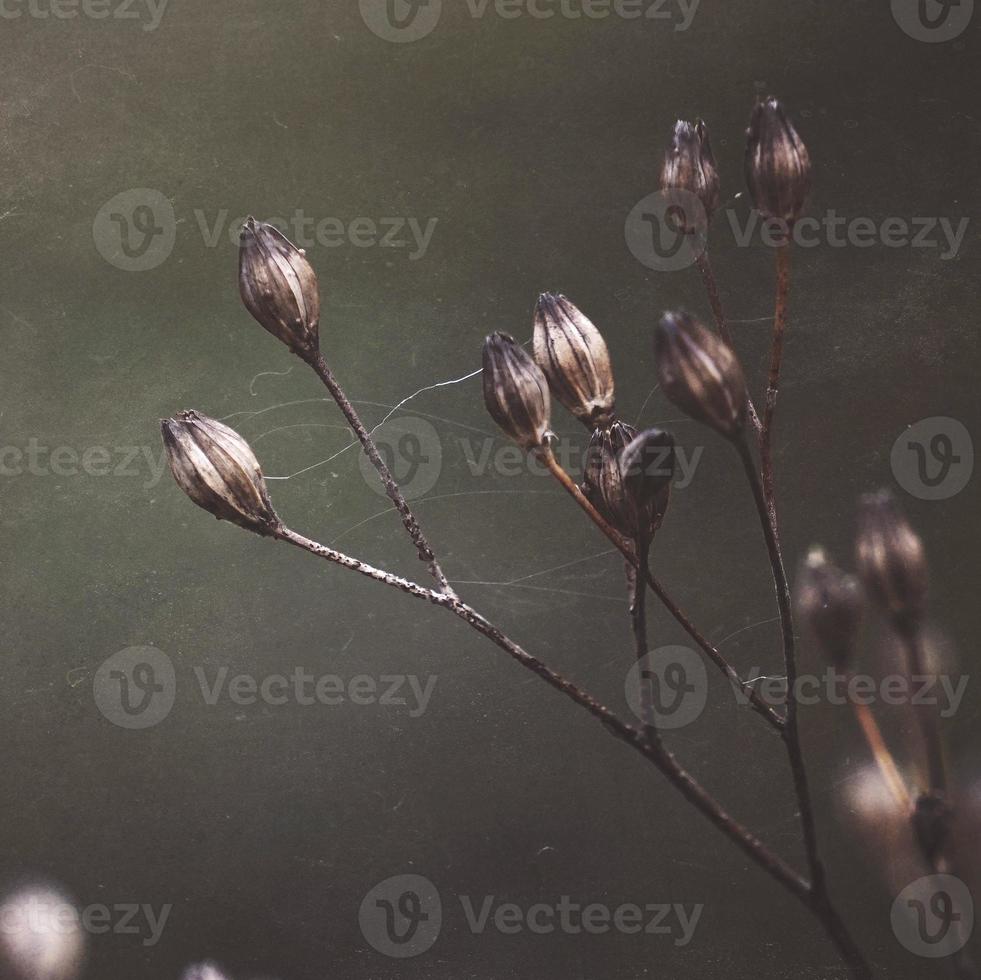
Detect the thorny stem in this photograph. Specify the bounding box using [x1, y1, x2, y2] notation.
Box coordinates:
[694, 250, 762, 440]
[630, 538, 657, 744]
[274, 518, 810, 905]
[304, 349, 456, 597]
[538, 447, 785, 731]
[760, 243, 791, 514]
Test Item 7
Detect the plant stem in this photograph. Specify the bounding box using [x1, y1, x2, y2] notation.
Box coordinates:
[760, 243, 791, 513]
[630, 538, 657, 744]
[538, 447, 785, 730]
[735, 436, 872, 979]
[735, 438, 824, 881]
[901, 625, 948, 797]
[304, 349, 455, 597]
[694, 250, 762, 440]
[851, 700, 911, 811]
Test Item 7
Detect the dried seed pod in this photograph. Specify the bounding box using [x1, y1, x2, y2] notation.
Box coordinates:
[161, 410, 281, 535]
[619, 428, 675, 506]
[654, 311, 747, 439]
[745, 97, 811, 230]
[482, 332, 551, 450]
[533, 293, 616, 429]
[796, 546, 864, 669]
[582, 421, 637, 539]
[239, 217, 320, 356]
[855, 490, 928, 632]
[659, 119, 721, 231]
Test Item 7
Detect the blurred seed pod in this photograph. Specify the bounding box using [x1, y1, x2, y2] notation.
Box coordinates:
[533, 293, 616, 429]
[161, 410, 282, 536]
[660, 118, 721, 232]
[182, 963, 231, 980]
[619, 427, 675, 520]
[654, 311, 747, 439]
[745, 97, 811, 231]
[239, 217, 320, 356]
[796, 546, 864, 670]
[482, 332, 551, 450]
[0, 883, 85, 980]
[855, 489, 928, 633]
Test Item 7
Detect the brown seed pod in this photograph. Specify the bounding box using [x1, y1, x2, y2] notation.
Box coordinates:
[161, 410, 281, 536]
[533, 293, 615, 429]
[238, 217, 320, 356]
[796, 546, 864, 669]
[660, 118, 721, 232]
[482, 332, 552, 450]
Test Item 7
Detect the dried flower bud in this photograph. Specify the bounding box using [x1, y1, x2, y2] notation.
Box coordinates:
[239, 217, 320, 356]
[855, 490, 928, 632]
[619, 428, 675, 506]
[659, 119, 721, 231]
[745, 97, 811, 231]
[533, 293, 615, 429]
[482, 333, 551, 450]
[161, 410, 281, 536]
[796, 546, 864, 669]
[654, 311, 747, 439]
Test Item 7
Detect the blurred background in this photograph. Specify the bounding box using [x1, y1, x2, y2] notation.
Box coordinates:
[0, 0, 978, 976]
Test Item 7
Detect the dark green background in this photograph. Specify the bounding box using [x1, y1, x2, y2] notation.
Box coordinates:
[0, 0, 978, 977]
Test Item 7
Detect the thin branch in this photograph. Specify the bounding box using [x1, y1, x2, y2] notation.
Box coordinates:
[630, 538, 657, 743]
[273, 518, 810, 904]
[851, 700, 911, 811]
[303, 350, 456, 597]
[735, 437, 823, 890]
[537, 447, 785, 730]
[760, 243, 791, 510]
[694, 250, 762, 440]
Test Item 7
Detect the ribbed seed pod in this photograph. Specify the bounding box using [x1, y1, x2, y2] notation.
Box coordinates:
[660, 118, 721, 231]
[745, 97, 811, 230]
[533, 293, 615, 429]
[796, 546, 864, 669]
[855, 490, 928, 632]
[482, 332, 551, 450]
[654, 311, 747, 439]
[161, 411, 281, 535]
[239, 217, 320, 356]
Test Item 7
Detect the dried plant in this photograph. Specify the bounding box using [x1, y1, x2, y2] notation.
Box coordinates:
[155, 96, 974, 980]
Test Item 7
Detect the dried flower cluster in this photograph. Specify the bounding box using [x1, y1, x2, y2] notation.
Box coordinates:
[135, 94, 969, 980]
